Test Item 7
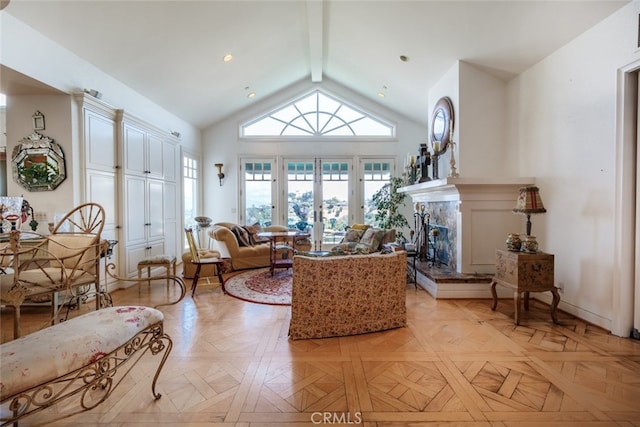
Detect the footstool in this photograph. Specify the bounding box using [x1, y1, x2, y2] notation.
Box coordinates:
[137, 255, 177, 290]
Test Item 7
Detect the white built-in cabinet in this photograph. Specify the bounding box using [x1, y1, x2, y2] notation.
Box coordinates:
[75, 94, 179, 281]
[75, 94, 120, 283]
[119, 112, 179, 278]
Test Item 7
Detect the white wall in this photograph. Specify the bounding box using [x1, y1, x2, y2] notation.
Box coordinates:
[506, 2, 640, 332]
[428, 61, 509, 179]
[6, 95, 75, 226]
[202, 77, 426, 223]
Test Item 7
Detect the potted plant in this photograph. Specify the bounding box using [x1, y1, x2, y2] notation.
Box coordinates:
[370, 176, 411, 242]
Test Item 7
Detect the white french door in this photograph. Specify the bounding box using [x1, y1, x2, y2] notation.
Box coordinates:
[241, 158, 278, 227]
[240, 155, 396, 251]
[284, 158, 352, 250]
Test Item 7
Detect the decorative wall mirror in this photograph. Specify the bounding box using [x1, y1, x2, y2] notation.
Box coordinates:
[12, 132, 66, 191]
[430, 96, 454, 154]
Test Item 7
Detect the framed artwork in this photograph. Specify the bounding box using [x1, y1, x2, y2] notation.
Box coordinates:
[32, 111, 45, 131]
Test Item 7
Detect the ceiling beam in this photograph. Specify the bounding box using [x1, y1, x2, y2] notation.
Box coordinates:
[307, 0, 323, 83]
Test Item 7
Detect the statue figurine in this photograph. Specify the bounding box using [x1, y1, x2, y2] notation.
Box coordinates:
[418, 143, 431, 183]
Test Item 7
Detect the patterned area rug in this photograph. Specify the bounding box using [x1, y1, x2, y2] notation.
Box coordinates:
[224, 268, 292, 305]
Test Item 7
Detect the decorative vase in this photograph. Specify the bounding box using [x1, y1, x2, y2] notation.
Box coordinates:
[521, 235, 538, 253]
[506, 233, 522, 252]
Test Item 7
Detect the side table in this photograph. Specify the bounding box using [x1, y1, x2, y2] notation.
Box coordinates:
[490, 249, 560, 325]
[257, 231, 310, 276]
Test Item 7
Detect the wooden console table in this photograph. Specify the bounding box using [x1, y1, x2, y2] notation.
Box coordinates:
[490, 248, 560, 325]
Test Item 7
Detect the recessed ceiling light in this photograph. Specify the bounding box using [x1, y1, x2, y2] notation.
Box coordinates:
[247, 92, 256, 99]
[377, 92, 385, 98]
[223, 54, 233, 62]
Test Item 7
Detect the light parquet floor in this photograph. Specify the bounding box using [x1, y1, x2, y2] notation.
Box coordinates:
[2, 276, 640, 426]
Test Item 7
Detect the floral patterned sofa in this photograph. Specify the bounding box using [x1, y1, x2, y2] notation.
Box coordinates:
[289, 251, 407, 340]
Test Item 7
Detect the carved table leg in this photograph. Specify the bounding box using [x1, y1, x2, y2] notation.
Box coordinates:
[514, 291, 521, 325]
[490, 281, 498, 311]
[550, 287, 561, 324]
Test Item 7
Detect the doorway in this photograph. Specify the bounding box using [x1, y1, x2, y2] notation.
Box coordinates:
[614, 64, 639, 339]
[284, 158, 352, 250]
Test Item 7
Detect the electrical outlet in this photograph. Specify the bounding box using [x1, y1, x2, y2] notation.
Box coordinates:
[34, 211, 48, 221]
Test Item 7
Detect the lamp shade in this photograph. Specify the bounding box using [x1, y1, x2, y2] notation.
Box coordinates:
[513, 186, 546, 214]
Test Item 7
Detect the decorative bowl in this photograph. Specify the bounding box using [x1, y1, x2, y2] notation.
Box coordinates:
[194, 216, 212, 227]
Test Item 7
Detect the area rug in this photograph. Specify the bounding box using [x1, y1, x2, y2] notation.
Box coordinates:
[224, 268, 292, 305]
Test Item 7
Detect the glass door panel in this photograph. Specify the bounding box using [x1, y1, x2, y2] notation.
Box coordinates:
[286, 160, 315, 245]
[361, 160, 392, 226]
[243, 159, 276, 227]
[320, 160, 351, 248]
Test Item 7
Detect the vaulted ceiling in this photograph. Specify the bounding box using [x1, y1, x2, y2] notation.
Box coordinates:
[1, 1, 629, 129]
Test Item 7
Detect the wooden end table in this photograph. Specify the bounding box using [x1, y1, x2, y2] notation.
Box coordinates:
[490, 248, 560, 325]
[256, 231, 310, 276]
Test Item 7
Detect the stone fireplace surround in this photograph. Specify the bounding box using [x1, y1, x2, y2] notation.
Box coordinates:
[399, 177, 534, 298]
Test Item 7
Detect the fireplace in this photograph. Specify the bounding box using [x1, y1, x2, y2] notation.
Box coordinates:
[399, 177, 534, 275]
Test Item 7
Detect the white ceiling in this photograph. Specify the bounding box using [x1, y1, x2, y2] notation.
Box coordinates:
[2, 0, 629, 129]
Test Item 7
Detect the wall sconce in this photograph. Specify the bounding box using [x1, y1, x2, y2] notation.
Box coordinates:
[215, 163, 225, 186]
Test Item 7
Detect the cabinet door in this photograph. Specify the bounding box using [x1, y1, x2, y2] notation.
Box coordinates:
[84, 109, 116, 171]
[86, 171, 119, 275]
[147, 178, 165, 241]
[163, 140, 178, 182]
[147, 134, 164, 179]
[123, 124, 146, 176]
[124, 175, 147, 245]
[163, 181, 178, 258]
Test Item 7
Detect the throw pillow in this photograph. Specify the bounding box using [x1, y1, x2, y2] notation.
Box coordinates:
[231, 225, 252, 247]
[244, 223, 270, 244]
[340, 228, 364, 243]
[350, 223, 371, 231]
[359, 227, 386, 252]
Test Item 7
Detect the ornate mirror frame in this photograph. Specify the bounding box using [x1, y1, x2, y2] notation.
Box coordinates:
[12, 132, 67, 191]
[430, 96, 455, 154]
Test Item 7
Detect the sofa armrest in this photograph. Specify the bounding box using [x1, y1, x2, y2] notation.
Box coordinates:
[210, 226, 241, 257]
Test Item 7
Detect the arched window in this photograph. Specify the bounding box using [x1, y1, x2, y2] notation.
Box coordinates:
[241, 90, 395, 138]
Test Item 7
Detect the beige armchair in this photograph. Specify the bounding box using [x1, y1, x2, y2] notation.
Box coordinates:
[0, 203, 105, 338]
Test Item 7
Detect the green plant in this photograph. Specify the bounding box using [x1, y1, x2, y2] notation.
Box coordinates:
[370, 176, 411, 241]
[19, 162, 59, 185]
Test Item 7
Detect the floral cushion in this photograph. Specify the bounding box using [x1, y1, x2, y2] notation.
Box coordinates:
[359, 227, 386, 251]
[0, 306, 163, 399]
[138, 254, 177, 264]
[340, 228, 365, 243]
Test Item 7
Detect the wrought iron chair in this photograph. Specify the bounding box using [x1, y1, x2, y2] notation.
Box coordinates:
[0, 203, 106, 338]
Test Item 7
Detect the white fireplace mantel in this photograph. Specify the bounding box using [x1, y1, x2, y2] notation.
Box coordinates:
[398, 177, 535, 203]
[399, 177, 535, 276]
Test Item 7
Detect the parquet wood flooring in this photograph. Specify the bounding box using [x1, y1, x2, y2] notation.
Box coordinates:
[2, 277, 640, 426]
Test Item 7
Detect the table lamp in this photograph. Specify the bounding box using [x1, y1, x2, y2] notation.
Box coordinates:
[513, 186, 546, 236]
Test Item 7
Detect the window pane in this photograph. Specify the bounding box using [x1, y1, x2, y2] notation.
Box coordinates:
[363, 161, 392, 225]
[244, 161, 273, 226]
[241, 90, 394, 137]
